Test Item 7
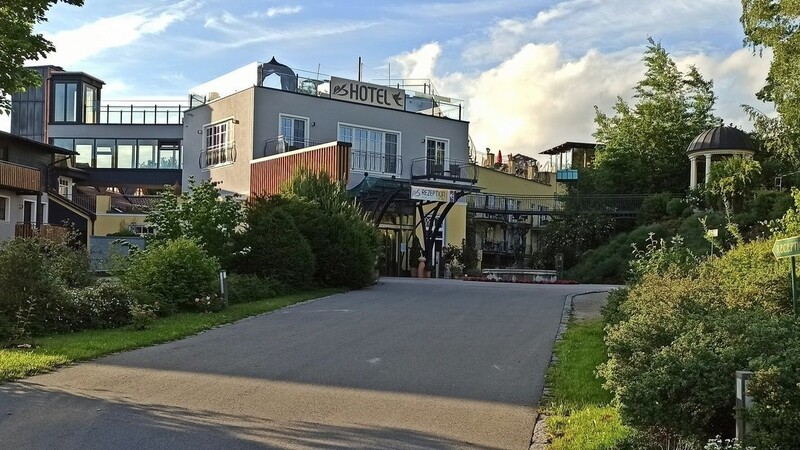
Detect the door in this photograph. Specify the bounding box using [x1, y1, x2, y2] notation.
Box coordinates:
[425, 138, 447, 176]
[23, 200, 35, 224]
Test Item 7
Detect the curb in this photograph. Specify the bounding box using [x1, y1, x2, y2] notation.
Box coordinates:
[529, 290, 612, 450]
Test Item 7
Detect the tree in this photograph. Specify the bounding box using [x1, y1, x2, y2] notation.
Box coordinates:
[0, 0, 83, 113]
[146, 177, 244, 268]
[741, 1, 800, 169]
[706, 156, 762, 213]
[592, 38, 720, 194]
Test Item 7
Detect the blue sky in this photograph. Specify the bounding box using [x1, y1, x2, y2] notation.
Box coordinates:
[2, 0, 773, 155]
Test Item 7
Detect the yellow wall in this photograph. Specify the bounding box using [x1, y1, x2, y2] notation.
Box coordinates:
[445, 202, 466, 247]
[470, 165, 562, 196]
[94, 214, 149, 236]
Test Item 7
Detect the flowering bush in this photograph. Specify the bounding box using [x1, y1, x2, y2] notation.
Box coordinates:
[192, 293, 226, 313]
[129, 303, 158, 330]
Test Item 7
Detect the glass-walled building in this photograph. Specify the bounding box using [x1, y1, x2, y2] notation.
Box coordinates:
[10, 66, 185, 195]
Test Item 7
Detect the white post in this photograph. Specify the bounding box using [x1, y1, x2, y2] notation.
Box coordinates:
[689, 156, 698, 189]
[704, 153, 713, 185]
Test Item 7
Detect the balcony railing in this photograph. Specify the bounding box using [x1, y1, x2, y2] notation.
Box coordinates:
[96, 103, 186, 125]
[467, 194, 649, 217]
[259, 136, 325, 159]
[350, 149, 402, 175]
[15, 223, 68, 241]
[482, 241, 515, 255]
[0, 160, 41, 193]
[410, 157, 476, 183]
[199, 144, 237, 170]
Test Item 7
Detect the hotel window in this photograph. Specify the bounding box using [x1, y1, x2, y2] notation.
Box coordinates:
[137, 140, 158, 168]
[95, 139, 115, 168]
[74, 139, 93, 167]
[158, 142, 180, 169]
[53, 82, 78, 122]
[279, 115, 308, 150]
[0, 196, 8, 222]
[84, 85, 98, 123]
[204, 120, 234, 167]
[338, 124, 400, 175]
[117, 140, 136, 169]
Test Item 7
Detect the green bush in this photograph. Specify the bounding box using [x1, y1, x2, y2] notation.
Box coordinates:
[530, 213, 616, 270]
[68, 282, 134, 329]
[234, 208, 315, 288]
[0, 238, 68, 342]
[666, 197, 689, 217]
[226, 273, 279, 304]
[120, 237, 220, 315]
[244, 196, 378, 289]
[638, 193, 674, 225]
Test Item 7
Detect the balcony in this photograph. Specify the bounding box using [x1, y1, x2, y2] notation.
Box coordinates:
[0, 161, 41, 193]
[259, 137, 325, 159]
[410, 157, 476, 184]
[351, 149, 402, 176]
[199, 144, 237, 170]
[15, 223, 69, 242]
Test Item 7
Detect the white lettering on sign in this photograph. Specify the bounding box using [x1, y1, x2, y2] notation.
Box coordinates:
[330, 77, 405, 111]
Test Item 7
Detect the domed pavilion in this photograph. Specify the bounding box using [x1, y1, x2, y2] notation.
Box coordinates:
[686, 125, 756, 189]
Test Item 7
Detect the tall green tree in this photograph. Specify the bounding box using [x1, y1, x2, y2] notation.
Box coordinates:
[741, 0, 800, 168]
[147, 178, 244, 268]
[0, 0, 83, 113]
[592, 38, 720, 194]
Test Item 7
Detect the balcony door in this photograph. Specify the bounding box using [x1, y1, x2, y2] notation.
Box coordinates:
[425, 137, 448, 176]
[279, 114, 308, 151]
[23, 200, 35, 224]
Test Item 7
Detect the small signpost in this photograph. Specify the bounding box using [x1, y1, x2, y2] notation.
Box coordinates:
[772, 236, 800, 315]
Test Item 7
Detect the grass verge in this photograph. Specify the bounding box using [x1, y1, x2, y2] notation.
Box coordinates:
[544, 318, 629, 449]
[0, 288, 343, 382]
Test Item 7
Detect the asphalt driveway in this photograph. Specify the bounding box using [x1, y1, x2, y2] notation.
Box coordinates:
[0, 278, 611, 449]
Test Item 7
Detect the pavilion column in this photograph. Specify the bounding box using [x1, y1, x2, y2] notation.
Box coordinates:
[704, 153, 712, 185]
[689, 155, 698, 189]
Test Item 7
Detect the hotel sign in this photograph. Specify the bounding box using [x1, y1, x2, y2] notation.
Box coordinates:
[330, 76, 405, 111]
[411, 185, 457, 203]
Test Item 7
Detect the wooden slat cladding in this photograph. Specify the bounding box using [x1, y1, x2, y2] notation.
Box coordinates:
[0, 160, 41, 193]
[250, 142, 352, 198]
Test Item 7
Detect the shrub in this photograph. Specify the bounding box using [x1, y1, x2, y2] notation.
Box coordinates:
[120, 237, 220, 315]
[190, 293, 226, 313]
[244, 196, 378, 289]
[234, 208, 314, 288]
[638, 193, 674, 225]
[226, 273, 279, 304]
[666, 197, 689, 217]
[68, 282, 134, 330]
[130, 303, 158, 330]
[0, 238, 68, 342]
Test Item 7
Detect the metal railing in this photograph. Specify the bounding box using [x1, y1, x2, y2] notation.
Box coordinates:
[467, 194, 649, 217]
[199, 144, 237, 169]
[97, 104, 186, 125]
[410, 157, 477, 183]
[481, 241, 515, 255]
[350, 149, 402, 175]
[259, 136, 325, 159]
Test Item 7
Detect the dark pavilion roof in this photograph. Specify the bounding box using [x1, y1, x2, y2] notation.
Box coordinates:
[686, 125, 755, 154]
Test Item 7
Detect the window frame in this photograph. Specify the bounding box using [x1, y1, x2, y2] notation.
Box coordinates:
[0, 195, 9, 222]
[337, 122, 402, 175]
[203, 118, 235, 169]
[278, 114, 310, 150]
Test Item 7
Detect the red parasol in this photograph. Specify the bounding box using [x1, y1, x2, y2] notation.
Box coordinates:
[496, 150, 502, 165]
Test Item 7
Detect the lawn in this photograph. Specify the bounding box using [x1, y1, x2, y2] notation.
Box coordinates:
[545, 318, 629, 449]
[0, 288, 343, 382]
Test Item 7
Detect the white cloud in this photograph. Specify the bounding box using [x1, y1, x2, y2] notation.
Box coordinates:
[390, 41, 772, 158]
[266, 6, 302, 17]
[38, 0, 200, 67]
[202, 12, 378, 50]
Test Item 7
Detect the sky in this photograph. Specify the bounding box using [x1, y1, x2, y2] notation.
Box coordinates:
[0, 0, 775, 157]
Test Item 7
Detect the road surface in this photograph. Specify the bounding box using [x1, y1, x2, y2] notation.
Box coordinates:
[0, 278, 611, 449]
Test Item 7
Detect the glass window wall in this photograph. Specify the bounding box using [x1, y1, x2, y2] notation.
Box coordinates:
[95, 139, 114, 168]
[137, 140, 157, 169]
[117, 140, 135, 169]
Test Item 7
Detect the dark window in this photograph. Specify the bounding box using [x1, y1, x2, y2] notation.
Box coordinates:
[0, 145, 8, 161]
